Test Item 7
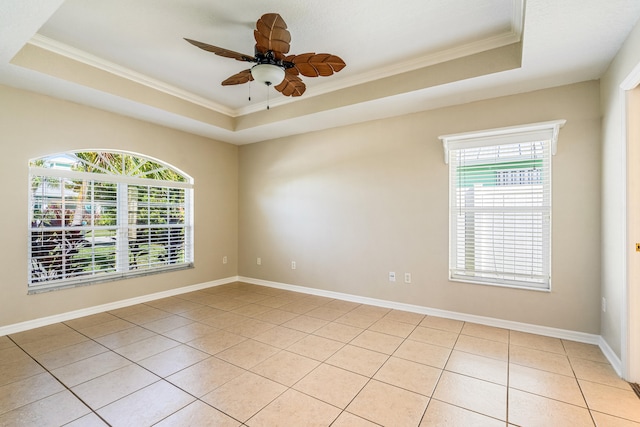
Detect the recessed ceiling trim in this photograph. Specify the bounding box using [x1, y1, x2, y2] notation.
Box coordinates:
[237, 28, 523, 115]
[29, 34, 237, 117]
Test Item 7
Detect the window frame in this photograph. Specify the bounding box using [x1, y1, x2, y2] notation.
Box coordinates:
[439, 120, 565, 291]
[27, 150, 194, 293]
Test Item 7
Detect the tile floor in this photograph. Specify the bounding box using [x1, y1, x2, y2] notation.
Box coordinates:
[1, 282, 640, 426]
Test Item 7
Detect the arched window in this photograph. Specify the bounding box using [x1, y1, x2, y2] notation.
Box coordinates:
[28, 151, 194, 293]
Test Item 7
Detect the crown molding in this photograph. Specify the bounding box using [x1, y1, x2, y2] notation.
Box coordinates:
[29, 34, 237, 117]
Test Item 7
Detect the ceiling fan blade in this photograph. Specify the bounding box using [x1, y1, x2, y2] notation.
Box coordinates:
[275, 74, 306, 97]
[184, 38, 255, 62]
[254, 13, 291, 59]
[221, 69, 254, 86]
[288, 53, 346, 77]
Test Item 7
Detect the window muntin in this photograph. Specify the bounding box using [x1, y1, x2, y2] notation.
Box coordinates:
[440, 121, 564, 290]
[28, 151, 193, 292]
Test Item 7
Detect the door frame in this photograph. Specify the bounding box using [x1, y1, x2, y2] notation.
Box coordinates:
[622, 61, 640, 382]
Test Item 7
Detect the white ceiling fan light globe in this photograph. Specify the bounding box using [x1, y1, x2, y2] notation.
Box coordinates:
[251, 64, 285, 86]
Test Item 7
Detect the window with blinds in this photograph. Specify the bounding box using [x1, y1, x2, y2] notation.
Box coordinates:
[28, 151, 194, 293]
[440, 120, 565, 290]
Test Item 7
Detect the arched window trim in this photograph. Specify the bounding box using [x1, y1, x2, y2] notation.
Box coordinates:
[28, 150, 194, 293]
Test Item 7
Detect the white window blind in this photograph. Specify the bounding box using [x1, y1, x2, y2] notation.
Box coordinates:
[440, 120, 564, 290]
[28, 151, 194, 293]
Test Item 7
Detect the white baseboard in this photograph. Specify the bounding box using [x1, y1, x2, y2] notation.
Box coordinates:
[240, 276, 626, 374]
[1, 274, 623, 378]
[0, 276, 239, 336]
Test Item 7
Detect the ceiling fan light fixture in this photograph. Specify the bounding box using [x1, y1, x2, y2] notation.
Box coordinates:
[251, 64, 285, 86]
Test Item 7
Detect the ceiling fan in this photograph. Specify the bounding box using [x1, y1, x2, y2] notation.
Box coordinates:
[184, 13, 346, 99]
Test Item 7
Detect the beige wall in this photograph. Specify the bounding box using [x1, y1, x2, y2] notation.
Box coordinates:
[600, 17, 640, 359]
[239, 81, 602, 334]
[0, 84, 238, 327]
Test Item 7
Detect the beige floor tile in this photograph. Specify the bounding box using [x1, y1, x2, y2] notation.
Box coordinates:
[34, 340, 108, 370]
[409, 326, 459, 348]
[64, 312, 119, 330]
[0, 390, 91, 427]
[253, 325, 307, 349]
[108, 303, 152, 318]
[326, 344, 388, 377]
[162, 322, 219, 343]
[369, 317, 416, 338]
[155, 400, 241, 427]
[350, 305, 391, 319]
[230, 303, 273, 317]
[119, 306, 172, 325]
[454, 334, 508, 361]
[0, 356, 46, 387]
[248, 388, 341, 427]
[324, 299, 361, 313]
[150, 298, 204, 314]
[141, 314, 193, 333]
[510, 330, 565, 354]
[433, 371, 506, 420]
[347, 379, 430, 426]
[383, 309, 425, 325]
[114, 334, 180, 361]
[564, 340, 609, 363]
[350, 329, 404, 354]
[305, 306, 347, 321]
[0, 346, 31, 366]
[281, 315, 329, 333]
[166, 356, 244, 397]
[51, 351, 131, 387]
[255, 296, 295, 309]
[200, 312, 249, 329]
[71, 364, 160, 409]
[461, 323, 510, 343]
[335, 311, 379, 329]
[216, 339, 280, 369]
[278, 301, 322, 315]
[421, 399, 505, 426]
[510, 344, 573, 376]
[94, 325, 155, 349]
[571, 357, 632, 390]
[580, 380, 640, 423]
[187, 329, 247, 354]
[509, 363, 586, 407]
[313, 322, 363, 343]
[233, 292, 272, 304]
[374, 356, 441, 396]
[0, 336, 14, 350]
[394, 339, 452, 369]
[420, 315, 464, 333]
[0, 372, 64, 415]
[250, 350, 319, 386]
[19, 330, 89, 356]
[287, 334, 345, 361]
[508, 388, 594, 427]
[331, 411, 379, 426]
[9, 323, 74, 345]
[65, 412, 109, 426]
[294, 363, 369, 408]
[591, 411, 640, 427]
[138, 344, 209, 377]
[253, 309, 300, 325]
[445, 350, 508, 385]
[178, 306, 226, 321]
[97, 380, 194, 427]
[202, 371, 286, 422]
[77, 319, 135, 339]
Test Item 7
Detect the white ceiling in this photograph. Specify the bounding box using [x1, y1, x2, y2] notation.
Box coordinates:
[1, 0, 640, 145]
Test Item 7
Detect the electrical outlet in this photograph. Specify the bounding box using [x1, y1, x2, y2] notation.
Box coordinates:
[222, 256, 228, 264]
[389, 272, 396, 282]
[602, 297, 606, 312]
[404, 273, 412, 284]
[291, 261, 296, 270]
[257, 257, 261, 265]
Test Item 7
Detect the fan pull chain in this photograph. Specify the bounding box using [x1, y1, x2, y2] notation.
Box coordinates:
[248, 81, 251, 101]
[266, 84, 270, 110]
